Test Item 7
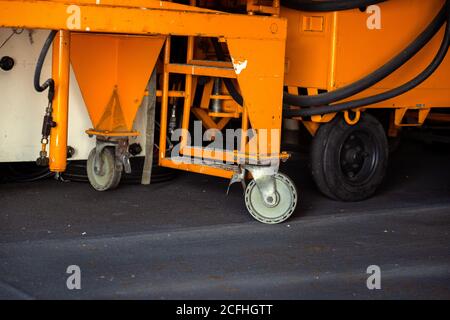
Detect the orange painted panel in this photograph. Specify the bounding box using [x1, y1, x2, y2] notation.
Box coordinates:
[227, 37, 286, 155]
[282, 0, 450, 108]
[70, 33, 165, 132]
[282, 7, 336, 89]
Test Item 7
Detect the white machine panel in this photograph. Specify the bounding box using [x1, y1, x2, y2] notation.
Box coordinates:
[0, 28, 147, 162]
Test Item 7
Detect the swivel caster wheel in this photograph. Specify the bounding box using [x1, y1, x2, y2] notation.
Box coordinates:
[87, 147, 122, 191]
[245, 173, 298, 224]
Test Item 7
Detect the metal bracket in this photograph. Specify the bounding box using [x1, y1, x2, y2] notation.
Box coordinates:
[116, 139, 131, 174]
[227, 166, 246, 195]
[245, 165, 279, 207]
[94, 138, 131, 175]
[94, 140, 117, 176]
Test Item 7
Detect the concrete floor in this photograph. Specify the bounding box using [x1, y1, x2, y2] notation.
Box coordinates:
[0, 140, 449, 299]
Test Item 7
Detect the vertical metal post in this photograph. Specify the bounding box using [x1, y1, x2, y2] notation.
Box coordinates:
[159, 36, 171, 163]
[179, 0, 197, 154]
[141, 68, 157, 185]
[49, 30, 70, 173]
[273, 0, 280, 16]
[180, 35, 195, 152]
[241, 105, 249, 156]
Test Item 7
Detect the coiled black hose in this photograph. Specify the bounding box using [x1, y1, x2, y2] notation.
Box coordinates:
[212, 1, 448, 116]
[281, 0, 386, 12]
[283, 0, 447, 107]
[211, 38, 244, 106]
[286, 1, 450, 117]
[34, 30, 57, 100]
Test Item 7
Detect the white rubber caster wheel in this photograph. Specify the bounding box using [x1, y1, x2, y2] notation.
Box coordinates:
[87, 147, 122, 191]
[245, 173, 298, 224]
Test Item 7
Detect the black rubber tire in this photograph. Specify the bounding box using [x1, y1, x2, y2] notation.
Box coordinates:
[87, 147, 122, 192]
[310, 113, 388, 201]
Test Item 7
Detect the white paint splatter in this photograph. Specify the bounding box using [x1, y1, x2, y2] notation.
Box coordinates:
[231, 58, 248, 75]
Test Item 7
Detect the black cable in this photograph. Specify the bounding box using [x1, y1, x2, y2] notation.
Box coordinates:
[284, 1, 447, 107]
[285, 2, 450, 117]
[61, 160, 176, 184]
[34, 30, 57, 101]
[4, 164, 54, 183]
[212, 2, 447, 110]
[211, 38, 244, 106]
[281, 0, 386, 12]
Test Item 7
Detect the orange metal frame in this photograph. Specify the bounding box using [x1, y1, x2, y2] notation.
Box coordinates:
[0, 0, 287, 177]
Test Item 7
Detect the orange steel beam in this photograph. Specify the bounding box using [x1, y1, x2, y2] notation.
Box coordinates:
[159, 36, 171, 163]
[154, 90, 186, 98]
[182, 146, 289, 163]
[189, 60, 234, 69]
[191, 108, 233, 130]
[160, 158, 235, 179]
[49, 30, 70, 173]
[180, 35, 195, 152]
[166, 64, 237, 79]
[49, 0, 217, 12]
[0, 0, 286, 40]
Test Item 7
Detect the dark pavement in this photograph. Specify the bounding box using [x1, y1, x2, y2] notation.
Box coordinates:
[0, 140, 449, 299]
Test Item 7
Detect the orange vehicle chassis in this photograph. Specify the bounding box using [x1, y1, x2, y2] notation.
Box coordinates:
[0, 0, 298, 224]
[2, 0, 450, 222]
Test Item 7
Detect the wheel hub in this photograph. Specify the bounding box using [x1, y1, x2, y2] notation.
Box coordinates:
[245, 173, 297, 224]
[264, 192, 280, 208]
[340, 131, 377, 183]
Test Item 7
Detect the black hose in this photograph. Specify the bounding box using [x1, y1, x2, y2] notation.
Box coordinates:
[281, 0, 386, 12]
[34, 30, 57, 101]
[285, 2, 450, 117]
[211, 38, 244, 106]
[212, 2, 447, 110]
[284, 1, 447, 107]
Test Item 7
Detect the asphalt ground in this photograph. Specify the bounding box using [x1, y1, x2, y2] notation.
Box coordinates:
[0, 139, 449, 299]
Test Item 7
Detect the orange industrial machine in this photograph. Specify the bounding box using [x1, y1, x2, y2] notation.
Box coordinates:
[281, 0, 450, 202]
[0, 0, 297, 224]
[1, 0, 450, 223]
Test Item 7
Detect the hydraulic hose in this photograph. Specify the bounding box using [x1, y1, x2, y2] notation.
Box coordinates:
[213, 2, 447, 110]
[34, 30, 57, 100]
[285, 1, 450, 117]
[211, 38, 244, 106]
[281, 0, 386, 12]
[283, 1, 448, 107]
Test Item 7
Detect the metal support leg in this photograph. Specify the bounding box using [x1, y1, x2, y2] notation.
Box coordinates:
[49, 30, 70, 173]
[141, 68, 157, 185]
[246, 165, 279, 207]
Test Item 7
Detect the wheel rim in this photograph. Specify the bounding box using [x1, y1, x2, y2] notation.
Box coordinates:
[87, 148, 121, 191]
[245, 173, 297, 224]
[92, 151, 113, 186]
[338, 130, 379, 185]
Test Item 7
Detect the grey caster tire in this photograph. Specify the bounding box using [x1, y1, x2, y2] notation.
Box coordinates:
[245, 173, 298, 224]
[87, 147, 122, 191]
